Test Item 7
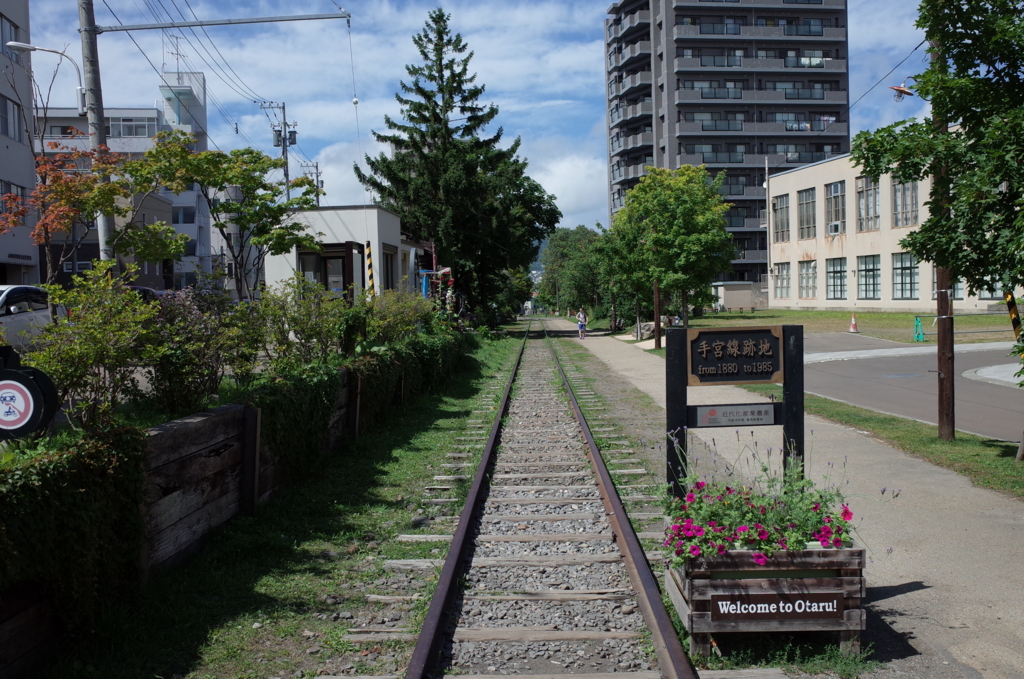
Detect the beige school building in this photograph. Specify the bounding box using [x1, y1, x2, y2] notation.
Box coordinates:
[766, 154, 1014, 313]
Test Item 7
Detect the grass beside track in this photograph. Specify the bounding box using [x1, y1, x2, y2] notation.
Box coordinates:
[45, 329, 524, 679]
[743, 383, 1024, 500]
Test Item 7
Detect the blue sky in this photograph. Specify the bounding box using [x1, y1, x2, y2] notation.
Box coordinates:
[28, 0, 930, 230]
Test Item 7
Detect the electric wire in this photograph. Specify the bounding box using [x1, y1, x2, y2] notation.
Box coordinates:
[179, 0, 269, 101]
[99, 0, 223, 151]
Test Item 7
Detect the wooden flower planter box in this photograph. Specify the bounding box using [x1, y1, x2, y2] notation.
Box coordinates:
[664, 546, 866, 657]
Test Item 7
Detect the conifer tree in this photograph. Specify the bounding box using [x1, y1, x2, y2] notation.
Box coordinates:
[354, 9, 559, 310]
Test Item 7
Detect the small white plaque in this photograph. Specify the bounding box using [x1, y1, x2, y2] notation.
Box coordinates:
[695, 405, 774, 427]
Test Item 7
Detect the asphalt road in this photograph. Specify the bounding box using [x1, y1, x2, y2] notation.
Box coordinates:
[805, 345, 1024, 442]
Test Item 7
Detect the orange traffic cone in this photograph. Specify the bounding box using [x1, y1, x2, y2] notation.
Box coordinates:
[848, 312, 859, 333]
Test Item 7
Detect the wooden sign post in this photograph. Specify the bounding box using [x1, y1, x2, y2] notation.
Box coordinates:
[666, 324, 804, 498]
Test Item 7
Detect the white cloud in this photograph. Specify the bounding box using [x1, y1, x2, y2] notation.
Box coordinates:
[24, 0, 931, 237]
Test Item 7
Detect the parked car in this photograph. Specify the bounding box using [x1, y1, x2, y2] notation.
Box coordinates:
[125, 285, 163, 303]
[0, 285, 62, 351]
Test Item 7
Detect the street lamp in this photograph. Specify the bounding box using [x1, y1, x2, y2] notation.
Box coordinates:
[4, 42, 86, 115]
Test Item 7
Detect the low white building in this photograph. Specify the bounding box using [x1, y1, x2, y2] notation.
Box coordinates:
[264, 205, 423, 299]
[767, 153, 1014, 312]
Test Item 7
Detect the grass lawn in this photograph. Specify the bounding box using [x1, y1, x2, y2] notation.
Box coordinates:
[656, 308, 1015, 344]
[743, 383, 1024, 500]
[45, 331, 524, 679]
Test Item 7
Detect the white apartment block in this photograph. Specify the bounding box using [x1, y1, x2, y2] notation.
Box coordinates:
[39, 71, 217, 289]
[768, 153, 1012, 312]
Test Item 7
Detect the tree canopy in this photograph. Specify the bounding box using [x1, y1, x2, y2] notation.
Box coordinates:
[851, 0, 1024, 293]
[536, 226, 602, 312]
[354, 8, 560, 310]
[610, 165, 734, 323]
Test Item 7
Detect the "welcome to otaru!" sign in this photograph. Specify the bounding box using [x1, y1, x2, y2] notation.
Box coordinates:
[711, 592, 843, 621]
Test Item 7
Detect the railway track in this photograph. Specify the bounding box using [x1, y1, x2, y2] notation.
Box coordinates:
[394, 326, 696, 678]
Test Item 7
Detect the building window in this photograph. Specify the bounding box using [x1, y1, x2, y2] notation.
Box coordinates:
[892, 252, 919, 299]
[382, 252, 396, 290]
[773, 193, 790, 242]
[105, 117, 158, 138]
[1, 14, 20, 64]
[0, 180, 25, 213]
[857, 255, 881, 300]
[797, 188, 816, 239]
[893, 180, 919, 227]
[172, 206, 196, 224]
[826, 258, 846, 299]
[979, 278, 1004, 300]
[0, 94, 22, 142]
[798, 260, 817, 298]
[856, 176, 880, 231]
[62, 261, 94, 273]
[825, 181, 845, 233]
[775, 262, 791, 298]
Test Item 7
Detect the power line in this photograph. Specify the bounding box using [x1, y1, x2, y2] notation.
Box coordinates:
[100, 0, 223, 151]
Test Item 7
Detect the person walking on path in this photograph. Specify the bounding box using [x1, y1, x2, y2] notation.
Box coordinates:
[576, 307, 588, 339]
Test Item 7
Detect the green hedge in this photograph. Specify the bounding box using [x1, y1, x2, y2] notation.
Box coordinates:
[0, 330, 469, 633]
[0, 427, 147, 626]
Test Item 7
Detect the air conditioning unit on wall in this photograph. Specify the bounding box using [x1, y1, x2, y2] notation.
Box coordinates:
[827, 222, 842, 236]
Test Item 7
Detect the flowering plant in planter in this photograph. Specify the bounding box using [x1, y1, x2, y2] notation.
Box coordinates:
[663, 462, 854, 567]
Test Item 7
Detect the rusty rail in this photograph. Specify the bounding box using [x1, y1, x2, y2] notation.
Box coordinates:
[545, 328, 698, 679]
[404, 323, 530, 678]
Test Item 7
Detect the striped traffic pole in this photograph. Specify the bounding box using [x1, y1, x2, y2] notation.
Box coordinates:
[1005, 291, 1021, 340]
[365, 240, 375, 295]
[1005, 291, 1024, 462]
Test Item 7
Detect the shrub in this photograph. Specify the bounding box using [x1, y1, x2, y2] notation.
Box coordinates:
[145, 288, 230, 415]
[261, 275, 365, 370]
[364, 288, 438, 345]
[0, 426, 148, 626]
[26, 262, 161, 429]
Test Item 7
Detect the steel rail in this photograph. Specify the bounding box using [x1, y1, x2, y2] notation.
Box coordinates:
[404, 323, 531, 678]
[544, 327, 697, 679]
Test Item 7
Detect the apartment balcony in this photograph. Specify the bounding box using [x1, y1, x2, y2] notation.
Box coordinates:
[619, 71, 654, 98]
[675, 121, 848, 137]
[675, 56, 848, 74]
[677, 152, 838, 169]
[675, 0, 846, 7]
[611, 100, 654, 128]
[619, 41, 652, 70]
[622, 131, 655, 151]
[620, 10, 651, 38]
[674, 25, 846, 41]
[733, 249, 769, 262]
[745, 89, 848, 103]
[718, 184, 767, 198]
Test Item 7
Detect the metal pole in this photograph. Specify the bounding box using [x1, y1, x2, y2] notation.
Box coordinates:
[78, 0, 112, 261]
[281, 103, 291, 200]
[665, 327, 687, 499]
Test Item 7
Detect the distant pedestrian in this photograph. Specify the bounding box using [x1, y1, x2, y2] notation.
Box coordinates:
[576, 307, 588, 339]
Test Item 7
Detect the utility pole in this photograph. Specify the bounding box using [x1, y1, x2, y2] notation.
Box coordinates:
[930, 40, 955, 441]
[78, 0, 113, 261]
[300, 161, 323, 206]
[261, 101, 296, 199]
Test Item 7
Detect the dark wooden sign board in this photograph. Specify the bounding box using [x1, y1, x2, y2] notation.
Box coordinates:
[666, 325, 804, 498]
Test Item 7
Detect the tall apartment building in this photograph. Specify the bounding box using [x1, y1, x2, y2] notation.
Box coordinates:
[605, 0, 850, 283]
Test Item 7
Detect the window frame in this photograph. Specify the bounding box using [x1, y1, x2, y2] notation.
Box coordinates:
[856, 176, 880, 232]
[857, 254, 881, 300]
[825, 180, 845, 233]
[798, 260, 817, 298]
[826, 257, 847, 300]
[773, 193, 790, 242]
[774, 262, 791, 298]
[891, 252, 919, 300]
[892, 180, 919, 227]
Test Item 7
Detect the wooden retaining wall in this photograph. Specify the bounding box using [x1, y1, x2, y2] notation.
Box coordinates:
[0, 368, 353, 678]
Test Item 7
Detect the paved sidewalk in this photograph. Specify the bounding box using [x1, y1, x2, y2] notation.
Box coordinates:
[545, 318, 1024, 679]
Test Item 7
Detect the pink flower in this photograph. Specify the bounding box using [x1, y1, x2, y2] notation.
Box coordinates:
[708, 520, 717, 527]
[832, 537, 843, 548]
[752, 553, 768, 565]
[841, 504, 853, 522]
[689, 545, 701, 557]
[695, 481, 707, 490]
[683, 518, 694, 527]
[726, 487, 736, 495]
[819, 537, 830, 548]
[693, 526, 705, 537]
[824, 516, 832, 524]
[712, 525, 725, 533]
[759, 505, 767, 515]
[685, 493, 696, 504]
[716, 543, 727, 555]
[736, 525, 749, 533]
[812, 502, 821, 512]
[757, 528, 769, 540]
[777, 539, 788, 550]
